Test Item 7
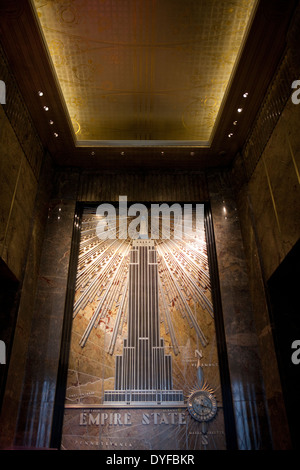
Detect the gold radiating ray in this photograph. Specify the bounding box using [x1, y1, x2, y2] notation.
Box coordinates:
[74, 211, 212, 355]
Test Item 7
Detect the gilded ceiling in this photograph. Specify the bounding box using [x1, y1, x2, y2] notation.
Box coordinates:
[32, 0, 257, 147]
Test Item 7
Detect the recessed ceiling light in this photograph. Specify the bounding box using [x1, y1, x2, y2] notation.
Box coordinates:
[43, 106, 49, 111]
[190, 151, 195, 156]
[237, 108, 243, 113]
[91, 151, 95, 156]
[49, 120, 54, 125]
[54, 132, 58, 137]
[121, 151, 125, 155]
[161, 151, 164, 155]
[38, 91, 44, 97]
[228, 133, 233, 138]
[243, 92, 249, 98]
[233, 121, 238, 125]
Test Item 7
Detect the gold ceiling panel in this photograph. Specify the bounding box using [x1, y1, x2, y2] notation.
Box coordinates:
[32, 0, 257, 147]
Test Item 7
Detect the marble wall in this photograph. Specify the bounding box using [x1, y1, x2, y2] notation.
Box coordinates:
[229, 6, 300, 448]
[239, 98, 300, 279]
[0, 44, 44, 282]
[207, 170, 272, 449]
[231, 69, 300, 452]
[12, 171, 80, 448]
[0, 43, 51, 449]
[0, 169, 274, 450]
[0, 105, 39, 282]
[1, 7, 298, 449]
[1, 45, 296, 448]
[0, 153, 54, 449]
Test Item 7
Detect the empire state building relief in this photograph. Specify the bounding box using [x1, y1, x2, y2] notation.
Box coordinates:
[61, 202, 226, 450]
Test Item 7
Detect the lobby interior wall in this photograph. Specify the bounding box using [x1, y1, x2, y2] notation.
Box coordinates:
[2, 8, 300, 448]
[0, 43, 54, 448]
[0, 167, 272, 450]
[231, 7, 300, 449]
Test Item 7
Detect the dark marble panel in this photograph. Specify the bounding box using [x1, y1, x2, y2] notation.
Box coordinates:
[0, 106, 26, 274]
[233, 396, 272, 450]
[248, 99, 300, 280]
[13, 172, 79, 448]
[38, 203, 76, 280]
[51, 170, 80, 201]
[14, 384, 56, 448]
[78, 171, 209, 202]
[232, 185, 292, 449]
[0, 153, 54, 449]
[3, 158, 38, 280]
[231, 93, 300, 449]
[0, 43, 44, 180]
[207, 170, 272, 449]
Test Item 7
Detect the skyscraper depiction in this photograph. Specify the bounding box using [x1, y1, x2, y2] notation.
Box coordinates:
[104, 227, 184, 405]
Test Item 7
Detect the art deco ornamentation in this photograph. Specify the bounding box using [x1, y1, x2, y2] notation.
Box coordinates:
[61, 203, 225, 450]
[187, 356, 218, 424]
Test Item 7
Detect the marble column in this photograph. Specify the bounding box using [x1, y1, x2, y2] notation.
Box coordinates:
[207, 170, 272, 449]
[0, 152, 53, 449]
[13, 170, 79, 448]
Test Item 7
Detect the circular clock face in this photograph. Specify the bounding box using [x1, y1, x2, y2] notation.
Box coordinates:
[187, 390, 217, 422]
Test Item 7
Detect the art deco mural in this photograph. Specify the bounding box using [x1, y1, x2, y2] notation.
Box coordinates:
[61, 202, 227, 450]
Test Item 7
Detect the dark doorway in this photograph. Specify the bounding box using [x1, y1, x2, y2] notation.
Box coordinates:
[0, 259, 19, 412]
[268, 239, 300, 449]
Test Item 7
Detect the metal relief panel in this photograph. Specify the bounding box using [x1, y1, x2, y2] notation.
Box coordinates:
[61, 202, 226, 450]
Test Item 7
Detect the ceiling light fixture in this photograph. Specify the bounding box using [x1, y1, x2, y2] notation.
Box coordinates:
[49, 120, 54, 125]
[54, 132, 58, 137]
[190, 151, 195, 156]
[38, 91, 44, 97]
[43, 106, 49, 111]
[233, 121, 238, 125]
[243, 92, 249, 98]
[228, 133, 233, 138]
[91, 151, 95, 156]
[237, 108, 243, 113]
[121, 151, 125, 156]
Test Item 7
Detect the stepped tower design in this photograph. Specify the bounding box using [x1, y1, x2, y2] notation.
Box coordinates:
[104, 221, 183, 405]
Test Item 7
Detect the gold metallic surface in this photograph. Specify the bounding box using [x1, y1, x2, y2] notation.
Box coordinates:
[32, 0, 257, 146]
